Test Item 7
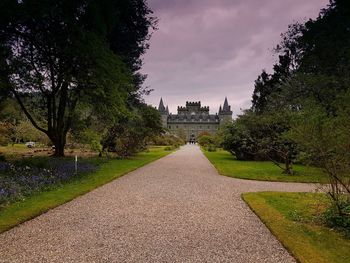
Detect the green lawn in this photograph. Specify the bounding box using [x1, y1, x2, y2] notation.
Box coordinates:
[0, 146, 173, 233]
[203, 149, 327, 183]
[243, 192, 350, 263]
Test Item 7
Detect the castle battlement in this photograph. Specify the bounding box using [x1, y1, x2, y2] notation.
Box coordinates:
[185, 101, 201, 107]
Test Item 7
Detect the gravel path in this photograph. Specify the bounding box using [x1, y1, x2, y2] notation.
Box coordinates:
[0, 145, 316, 263]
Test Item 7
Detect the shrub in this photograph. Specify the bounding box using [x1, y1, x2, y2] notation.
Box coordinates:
[164, 146, 173, 151]
[323, 200, 350, 236]
[289, 98, 350, 218]
[151, 133, 185, 147]
[198, 135, 215, 147]
[206, 144, 217, 152]
[77, 129, 102, 153]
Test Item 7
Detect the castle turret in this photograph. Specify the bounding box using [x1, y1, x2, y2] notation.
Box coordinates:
[219, 97, 233, 125]
[158, 98, 168, 128]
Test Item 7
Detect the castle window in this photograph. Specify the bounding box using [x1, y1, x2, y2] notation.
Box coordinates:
[176, 125, 178, 128]
[168, 125, 171, 129]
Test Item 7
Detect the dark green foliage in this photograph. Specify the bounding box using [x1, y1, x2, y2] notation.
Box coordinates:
[198, 134, 217, 152]
[298, 0, 350, 78]
[151, 133, 185, 148]
[102, 103, 164, 157]
[206, 145, 217, 152]
[288, 93, 350, 217]
[323, 200, 350, 237]
[221, 110, 297, 174]
[251, 71, 273, 114]
[220, 122, 258, 161]
[0, 0, 157, 156]
[198, 135, 215, 147]
[249, 0, 350, 220]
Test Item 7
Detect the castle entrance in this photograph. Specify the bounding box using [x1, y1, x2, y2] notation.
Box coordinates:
[189, 133, 196, 144]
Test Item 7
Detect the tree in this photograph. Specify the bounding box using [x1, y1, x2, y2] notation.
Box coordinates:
[251, 70, 273, 113]
[101, 103, 163, 157]
[247, 0, 350, 228]
[221, 110, 297, 174]
[77, 129, 102, 154]
[0, 0, 157, 156]
[0, 121, 11, 146]
[288, 93, 350, 216]
[220, 122, 258, 160]
[270, 0, 350, 109]
[12, 120, 49, 144]
[198, 135, 215, 147]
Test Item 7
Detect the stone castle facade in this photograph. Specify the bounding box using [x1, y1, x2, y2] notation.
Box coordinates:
[158, 98, 233, 141]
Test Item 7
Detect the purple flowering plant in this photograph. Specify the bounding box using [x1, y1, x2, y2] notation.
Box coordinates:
[0, 157, 97, 206]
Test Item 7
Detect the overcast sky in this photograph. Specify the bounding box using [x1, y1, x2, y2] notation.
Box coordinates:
[141, 0, 329, 115]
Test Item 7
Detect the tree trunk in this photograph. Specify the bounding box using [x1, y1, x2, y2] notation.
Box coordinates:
[52, 135, 66, 157]
[284, 157, 293, 175]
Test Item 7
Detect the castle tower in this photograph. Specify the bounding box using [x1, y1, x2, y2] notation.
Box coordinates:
[158, 98, 168, 128]
[218, 97, 233, 125]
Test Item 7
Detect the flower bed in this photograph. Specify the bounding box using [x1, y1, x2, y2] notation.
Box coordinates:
[0, 158, 96, 206]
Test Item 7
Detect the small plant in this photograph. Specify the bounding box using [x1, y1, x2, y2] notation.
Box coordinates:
[323, 200, 350, 237]
[206, 144, 217, 152]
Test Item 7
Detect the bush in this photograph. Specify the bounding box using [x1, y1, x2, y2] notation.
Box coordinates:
[164, 146, 173, 151]
[323, 200, 350, 236]
[220, 122, 259, 160]
[206, 144, 217, 152]
[289, 97, 350, 216]
[151, 133, 185, 147]
[198, 135, 215, 147]
[77, 129, 102, 153]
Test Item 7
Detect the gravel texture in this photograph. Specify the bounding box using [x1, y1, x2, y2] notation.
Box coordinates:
[0, 145, 316, 263]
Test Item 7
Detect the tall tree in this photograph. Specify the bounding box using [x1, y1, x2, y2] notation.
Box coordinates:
[0, 0, 156, 156]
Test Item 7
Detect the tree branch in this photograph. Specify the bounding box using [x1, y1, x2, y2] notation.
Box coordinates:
[11, 88, 48, 134]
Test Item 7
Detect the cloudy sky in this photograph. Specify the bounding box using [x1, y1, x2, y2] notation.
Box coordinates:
[141, 0, 329, 115]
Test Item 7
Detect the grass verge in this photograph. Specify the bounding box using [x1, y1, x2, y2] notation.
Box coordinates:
[242, 192, 350, 263]
[203, 149, 327, 183]
[0, 146, 173, 233]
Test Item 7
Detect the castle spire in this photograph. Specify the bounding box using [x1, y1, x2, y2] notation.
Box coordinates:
[223, 97, 229, 111]
[158, 97, 165, 112]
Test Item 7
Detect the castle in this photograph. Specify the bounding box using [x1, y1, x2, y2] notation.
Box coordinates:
[158, 98, 233, 142]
